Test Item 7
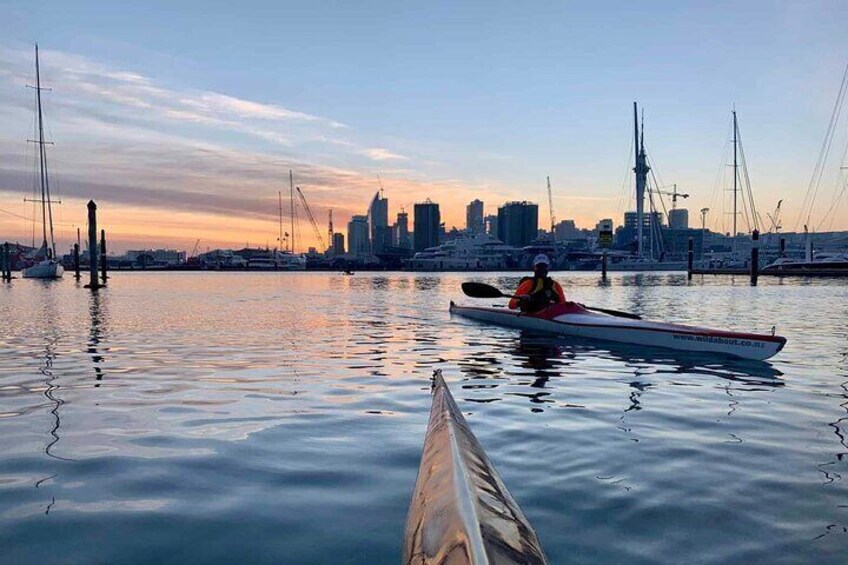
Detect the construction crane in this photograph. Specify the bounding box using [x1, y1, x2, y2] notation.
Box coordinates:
[766, 199, 783, 233]
[656, 184, 689, 209]
[547, 176, 556, 234]
[190, 238, 201, 258]
[295, 186, 327, 251]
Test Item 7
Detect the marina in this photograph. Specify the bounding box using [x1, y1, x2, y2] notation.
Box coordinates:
[1, 4, 848, 564]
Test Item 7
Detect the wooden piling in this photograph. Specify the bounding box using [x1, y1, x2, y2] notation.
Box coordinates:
[750, 229, 759, 286]
[73, 243, 81, 280]
[4, 243, 12, 281]
[1, 243, 8, 281]
[85, 200, 99, 289]
[601, 250, 608, 281]
[100, 229, 107, 284]
[687, 237, 694, 280]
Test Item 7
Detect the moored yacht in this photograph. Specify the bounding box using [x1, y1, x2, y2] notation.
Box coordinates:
[408, 234, 518, 271]
[21, 44, 63, 280]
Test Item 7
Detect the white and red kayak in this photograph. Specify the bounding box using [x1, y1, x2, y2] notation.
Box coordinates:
[449, 301, 786, 361]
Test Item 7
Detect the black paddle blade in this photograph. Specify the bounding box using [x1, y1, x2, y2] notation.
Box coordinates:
[461, 282, 507, 299]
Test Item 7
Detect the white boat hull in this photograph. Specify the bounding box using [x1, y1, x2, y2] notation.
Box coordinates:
[450, 303, 786, 361]
[22, 261, 64, 279]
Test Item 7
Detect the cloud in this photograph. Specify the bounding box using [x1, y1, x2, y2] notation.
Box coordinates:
[0, 44, 522, 250]
[361, 148, 409, 161]
[0, 45, 348, 148]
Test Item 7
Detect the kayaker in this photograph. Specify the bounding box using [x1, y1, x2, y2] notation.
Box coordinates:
[509, 254, 566, 312]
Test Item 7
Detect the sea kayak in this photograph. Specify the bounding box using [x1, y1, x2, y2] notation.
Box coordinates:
[450, 301, 786, 361]
[403, 371, 548, 565]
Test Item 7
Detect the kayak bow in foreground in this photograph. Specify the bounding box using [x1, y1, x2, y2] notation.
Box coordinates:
[450, 302, 786, 361]
[404, 371, 548, 565]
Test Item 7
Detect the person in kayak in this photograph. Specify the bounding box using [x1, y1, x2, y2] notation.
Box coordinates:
[509, 254, 566, 312]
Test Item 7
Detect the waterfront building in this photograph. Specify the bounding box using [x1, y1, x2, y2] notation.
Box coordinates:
[126, 249, 186, 265]
[348, 215, 370, 256]
[497, 201, 538, 248]
[595, 219, 614, 233]
[616, 211, 664, 249]
[669, 208, 689, 230]
[554, 219, 581, 240]
[414, 199, 441, 251]
[466, 199, 484, 234]
[332, 232, 345, 255]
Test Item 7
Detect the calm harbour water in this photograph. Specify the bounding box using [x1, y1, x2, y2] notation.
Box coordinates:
[1, 271, 846, 564]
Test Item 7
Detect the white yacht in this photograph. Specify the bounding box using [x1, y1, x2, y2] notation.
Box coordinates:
[408, 234, 518, 271]
[764, 251, 848, 272]
[248, 250, 307, 270]
[22, 45, 63, 280]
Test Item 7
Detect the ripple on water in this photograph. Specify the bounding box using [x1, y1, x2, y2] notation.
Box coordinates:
[0, 272, 846, 563]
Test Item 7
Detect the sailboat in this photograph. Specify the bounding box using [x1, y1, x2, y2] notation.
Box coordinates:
[22, 44, 64, 279]
[606, 102, 686, 271]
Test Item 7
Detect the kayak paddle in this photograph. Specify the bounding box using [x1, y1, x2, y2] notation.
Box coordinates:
[460, 282, 642, 320]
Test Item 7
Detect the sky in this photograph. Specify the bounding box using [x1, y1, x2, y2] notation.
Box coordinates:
[1, 0, 847, 253]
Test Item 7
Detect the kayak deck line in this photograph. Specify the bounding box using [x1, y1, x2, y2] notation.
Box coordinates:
[449, 302, 787, 361]
[403, 371, 548, 565]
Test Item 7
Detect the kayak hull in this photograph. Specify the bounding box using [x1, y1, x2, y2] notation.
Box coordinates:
[403, 372, 548, 565]
[450, 302, 786, 361]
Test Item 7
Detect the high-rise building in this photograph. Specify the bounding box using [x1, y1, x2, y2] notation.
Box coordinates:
[413, 199, 441, 251]
[332, 232, 345, 255]
[369, 192, 390, 253]
[484, 214, 499, 239]
[396, 211, 411, 249]
[669, 208, 689, 230]
[497, 201, 539, 247]
[348, 215, 370, 256]
[466, 199, 484, 234]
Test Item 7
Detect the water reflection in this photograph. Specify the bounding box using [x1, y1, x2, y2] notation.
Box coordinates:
[454, 328, 784, 413]
[89, 290, 108, 386]
[820, 312, 848, 484]
[509, 334, 574, 388]
[624, 380, 653, 413]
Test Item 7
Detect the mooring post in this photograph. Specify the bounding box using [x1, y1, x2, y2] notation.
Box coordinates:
[100, 229, 107, 284]
[750, 229, 760, 286]
[73, 243, 81, 279]
[601, 250, 608, 281]
[1, 243, 8, 281]
[687, 237, 694, 280]
[5, 243, 12, 280]
[86, 200, 99, 289]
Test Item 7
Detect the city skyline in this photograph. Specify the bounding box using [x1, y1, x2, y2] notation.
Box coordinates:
[2, 2, 848, 252]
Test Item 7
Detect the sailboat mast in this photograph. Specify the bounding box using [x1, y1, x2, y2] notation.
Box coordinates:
[34, 44, 49, 254]
[732, 109, 738, 251]
[289, 170, 295, 254]
[633, 102, 649, 258]
[278, 190, 283, 251]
